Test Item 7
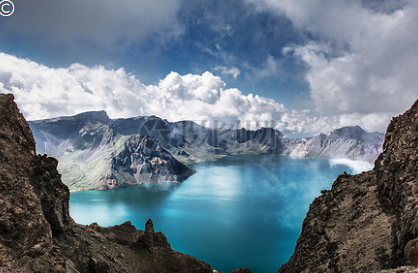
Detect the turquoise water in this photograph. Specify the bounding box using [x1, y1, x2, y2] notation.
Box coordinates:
[70, 155, 371, 272]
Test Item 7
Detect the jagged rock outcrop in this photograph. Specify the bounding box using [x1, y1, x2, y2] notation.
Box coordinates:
[0, 94, 212, 272]
[278, 100, 418, 272]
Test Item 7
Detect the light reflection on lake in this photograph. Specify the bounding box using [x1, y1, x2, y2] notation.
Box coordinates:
[70, 155, 370, 273]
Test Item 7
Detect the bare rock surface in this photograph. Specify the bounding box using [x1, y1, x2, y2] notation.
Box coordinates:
[278, 100, 418, 272]
[110, 135, 196, 189]
[0, 93, 53, 267]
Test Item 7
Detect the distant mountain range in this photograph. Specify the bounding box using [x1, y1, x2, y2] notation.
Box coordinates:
[282, 125, 384, 163]
[28, 111, 384, 190]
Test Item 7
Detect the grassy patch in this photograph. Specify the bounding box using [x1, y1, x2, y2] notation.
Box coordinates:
[58, 147, 111, 191]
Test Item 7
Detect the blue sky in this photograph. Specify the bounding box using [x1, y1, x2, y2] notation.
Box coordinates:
[0, 0, 417, 136]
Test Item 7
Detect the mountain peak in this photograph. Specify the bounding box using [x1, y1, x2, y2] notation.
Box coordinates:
[72, 110, 111, 124]
[30, 110, 110, 125]
[329, 125, 366, 138]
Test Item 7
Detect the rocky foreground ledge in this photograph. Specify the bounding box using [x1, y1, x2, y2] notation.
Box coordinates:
[0, 94, 216, 272]
[278, 99, 418, 272]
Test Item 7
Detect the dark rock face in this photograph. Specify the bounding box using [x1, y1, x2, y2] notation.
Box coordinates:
[0, 94, 212, 272]
[110, 135, 196, 188]
[278, 100, 418, 272]
[30, 155, 73, 235]
[278, 172, 394, 273]
[0, 94, 53, 266]
[375, 100, 418, 267]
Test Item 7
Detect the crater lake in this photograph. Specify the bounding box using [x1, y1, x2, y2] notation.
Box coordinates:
[70, 155, 372, 272]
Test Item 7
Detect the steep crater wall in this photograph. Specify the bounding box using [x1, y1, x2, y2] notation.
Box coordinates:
[278, 100, 418, 272]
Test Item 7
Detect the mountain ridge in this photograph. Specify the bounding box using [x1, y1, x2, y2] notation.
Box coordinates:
[282, 125, 384, 162]
[29, 111, 384, 190]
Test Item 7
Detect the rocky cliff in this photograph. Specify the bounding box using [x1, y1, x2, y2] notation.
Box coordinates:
[0, 94, 212, 272]
[107, 135, 196, 189]
[278, 100, 418, 272]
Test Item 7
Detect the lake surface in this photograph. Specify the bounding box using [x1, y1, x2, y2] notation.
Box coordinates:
[70, 155, 372, 273]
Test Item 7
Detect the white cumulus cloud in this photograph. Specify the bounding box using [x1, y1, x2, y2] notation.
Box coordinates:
[0, 53, 286, 130]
